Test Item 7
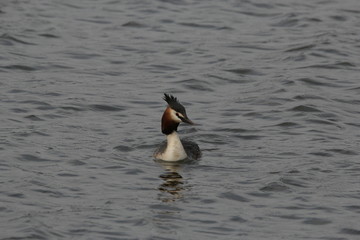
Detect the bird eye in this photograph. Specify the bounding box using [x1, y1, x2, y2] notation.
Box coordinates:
[176, 113, 184, 120]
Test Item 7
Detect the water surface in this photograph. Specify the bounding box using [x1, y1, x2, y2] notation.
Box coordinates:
[1, 0, 360, 239]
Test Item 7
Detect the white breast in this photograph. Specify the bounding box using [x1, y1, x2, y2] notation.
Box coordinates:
[155, 132, 187, 161]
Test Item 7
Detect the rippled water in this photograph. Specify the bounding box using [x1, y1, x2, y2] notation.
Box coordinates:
[1, 0, 360, 239]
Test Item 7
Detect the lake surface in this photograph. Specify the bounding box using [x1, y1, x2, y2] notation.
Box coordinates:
[1, 0, 360, 239]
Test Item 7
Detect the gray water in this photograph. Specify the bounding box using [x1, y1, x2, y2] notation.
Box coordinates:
[1, 0, 360, 239]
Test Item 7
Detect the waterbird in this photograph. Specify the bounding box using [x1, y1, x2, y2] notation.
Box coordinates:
[154, 93, 201, 161]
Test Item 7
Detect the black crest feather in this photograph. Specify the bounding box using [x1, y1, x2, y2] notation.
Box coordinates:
[163, 93, 186, 115]
[163, 93, 178, 105]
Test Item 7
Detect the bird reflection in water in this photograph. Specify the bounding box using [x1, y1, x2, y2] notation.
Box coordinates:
[157, 161, 187, 202]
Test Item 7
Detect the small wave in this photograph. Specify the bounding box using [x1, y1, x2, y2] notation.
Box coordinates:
[11, 108, 28, 113]
[274, 214, 303, 220]
[38, 33, 60, 39]
[18, 154, 52, 162]
[8, 89, 27, 94]
[327, 148, 358, 156]
[122, 21, 147, 28]
[228, 43, 276, 50]
[285, 43, 316, 52]
[114, 145, 134, 152]
[7, 193, 25, 198]
[2, 64, 37, 71]
[32, 188, 65, 197]
[298, 61, 356, 70]
[272, 13, 300, 27]
[60, 106, 84, 112]
[60, 2, 83, 9]
[184, 82, 213, 92]
[340, 228, 360, 235]
[198, 134, 227, 145]
[165, 48, 186, 55]
[306, 119, 339, 126]
[178, 22, 218, 29]
[309, 152, 333, 157]
[234, 134, 263, 140]
[213, 127, 255, 133]
[275, 122, 300, 127]
[48, 64, 74, 70]
[206, 74, 239, 83]
[76, 18, 111, 24]
[329, 15, 347, 22]
[176, 78, 213, 92]
[302, 218, 332, 225]
[42, 92, 62, 97]
[280, 177, 308, 188]
[318, 48, 349, 57]
[20, 100, 54, 110]
[89, 104, 125, 112]
[24, 115, 44, 121]
[297, 77, 326, 86]
[68, 160, 86, 166]
[224, 68, 263, 76]
[0, 33, 35, 46]
[229, 10, 278, 18]
[290, 105, 321, 112]
[148, 64, 180, 71]
[65, 52, 102, 60]
[260, 182, 291, 192]
[219, 192, 251, 202]
[293, 94, 327, 100]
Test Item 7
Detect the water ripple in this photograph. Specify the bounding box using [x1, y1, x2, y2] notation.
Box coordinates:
[340, 228, 360, 235]
[18, 154, 52, 162]
[122, 21, 147, 28]
[0, 33, 35, 46]
[260, 182, 291, 193]
[2, 0, 360, 239]
[2, 65, 38, 71]
[219, 192, 251, 202]
[88, 104, 125, 112]
[290, 105, 321, 112]
[224, 68, 263, 76]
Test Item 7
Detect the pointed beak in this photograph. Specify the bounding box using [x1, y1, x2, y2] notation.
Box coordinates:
[182, 116, 194, 125]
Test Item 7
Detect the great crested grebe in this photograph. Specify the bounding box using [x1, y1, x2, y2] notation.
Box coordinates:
[154, 93, 201, 162]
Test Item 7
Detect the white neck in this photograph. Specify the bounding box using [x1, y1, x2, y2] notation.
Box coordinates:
[158, 132, 187, 161]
